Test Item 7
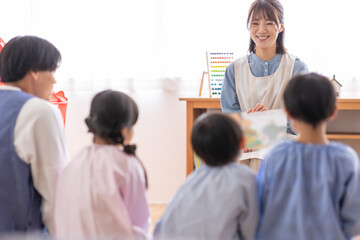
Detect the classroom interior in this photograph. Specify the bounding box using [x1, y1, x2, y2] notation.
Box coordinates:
[2, 0, 360, 238]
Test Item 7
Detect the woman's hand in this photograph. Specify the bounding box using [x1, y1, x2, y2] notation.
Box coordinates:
[244, 147, 254, 153]
[247, 103, 268, 113]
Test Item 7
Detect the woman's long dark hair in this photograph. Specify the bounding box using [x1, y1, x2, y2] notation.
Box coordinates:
[85, 90, 148, 188]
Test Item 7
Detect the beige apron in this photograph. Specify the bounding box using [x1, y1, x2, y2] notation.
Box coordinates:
[234, 53, 296, 172]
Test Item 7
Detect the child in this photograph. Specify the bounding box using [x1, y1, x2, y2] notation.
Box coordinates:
[154, 113, 258, 240]
[257, 73, 360, 240]
[54, 90, 150, 239]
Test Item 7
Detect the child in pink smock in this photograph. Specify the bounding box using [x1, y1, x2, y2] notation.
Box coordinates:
[54, 90, 150, 240]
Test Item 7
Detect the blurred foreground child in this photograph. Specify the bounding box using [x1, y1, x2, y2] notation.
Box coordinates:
[55, 90, 150, 239]
[257, 73, 360, 240]
[154, 113, 258, 240]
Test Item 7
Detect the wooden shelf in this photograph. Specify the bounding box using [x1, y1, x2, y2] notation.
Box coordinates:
[179, 97, 221, 109]
[327, 133, 360, 140]
[180, 97, 360, 176]
[337, 99, 360, 110]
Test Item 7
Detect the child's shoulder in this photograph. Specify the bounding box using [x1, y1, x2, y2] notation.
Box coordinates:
[184, 163, 257, 197]
[328, 141, 354, 152]
[78, 144, 127, 157]
[274, 139, 294, 148]
[232, 162, 257, 178]
[70, 144, 134, 168]
[200, 162, 255, 176]
[265, 140, 295, 157]
[327, 141, 359, 163]
[268, 140, 355, 153]
[190, 163, 256, 186]
[266, 140, 358, 163]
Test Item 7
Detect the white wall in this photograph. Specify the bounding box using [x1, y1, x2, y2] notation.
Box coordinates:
[64, 89, 188, 203]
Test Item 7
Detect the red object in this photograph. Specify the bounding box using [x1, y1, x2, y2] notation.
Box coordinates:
[50, 91, 68, 126]
[0, 38, 5, 83]
[0, 37, 5, 52]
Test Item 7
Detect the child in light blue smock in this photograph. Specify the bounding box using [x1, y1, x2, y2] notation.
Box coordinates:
[257, 73, 360, 240]
[154, 113, 258, 240]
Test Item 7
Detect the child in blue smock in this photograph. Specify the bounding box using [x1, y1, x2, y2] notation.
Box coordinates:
[154, 113, 258, 240]
[257, 73, 360, 240]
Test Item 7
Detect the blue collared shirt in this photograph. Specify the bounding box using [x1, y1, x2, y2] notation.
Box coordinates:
[154, 162, 258, 240]
[257, 140, 360, 240]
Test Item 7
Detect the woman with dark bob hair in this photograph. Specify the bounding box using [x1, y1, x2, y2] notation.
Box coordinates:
[221, 0, 308, 172]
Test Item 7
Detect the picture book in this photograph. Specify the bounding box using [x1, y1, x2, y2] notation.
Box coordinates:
[231, 109, 288, 160]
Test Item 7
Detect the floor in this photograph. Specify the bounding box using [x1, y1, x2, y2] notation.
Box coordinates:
[149, 204, 167, 234]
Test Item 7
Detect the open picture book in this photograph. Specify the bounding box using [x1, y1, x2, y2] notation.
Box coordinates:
[230, 109, 288, 160]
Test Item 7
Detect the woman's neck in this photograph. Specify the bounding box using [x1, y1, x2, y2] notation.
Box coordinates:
[296, 121, 329, 145]
[255, 46, 277, 61]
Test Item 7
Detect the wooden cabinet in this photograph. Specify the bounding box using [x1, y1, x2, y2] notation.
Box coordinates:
[180, 97, 360, 176]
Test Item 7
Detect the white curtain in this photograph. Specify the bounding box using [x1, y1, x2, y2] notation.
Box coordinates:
[1, 0, 359, 92]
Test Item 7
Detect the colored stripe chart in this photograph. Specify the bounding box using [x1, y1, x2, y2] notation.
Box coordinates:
[208, 52, 235, 97]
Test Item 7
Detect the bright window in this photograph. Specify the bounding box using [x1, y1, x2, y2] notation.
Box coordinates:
[1, 0, 358, 92]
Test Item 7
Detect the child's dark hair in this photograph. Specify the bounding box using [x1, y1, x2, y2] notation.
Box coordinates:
[191, 113, 243, 167]
[85, 90, 148, 188]
[284, 73, 336, 128]
[0, 36, 61, 82]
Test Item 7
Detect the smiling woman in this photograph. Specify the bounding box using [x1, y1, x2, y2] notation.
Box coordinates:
[220, 0, 308, 172]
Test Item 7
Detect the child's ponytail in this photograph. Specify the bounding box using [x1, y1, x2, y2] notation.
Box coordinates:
[118, 138, 148, 190]
[122, 142, 148, 189]
[107, 131, 137, 155]
[123, 144, 137, 155]
[86, 90, 148, 189]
